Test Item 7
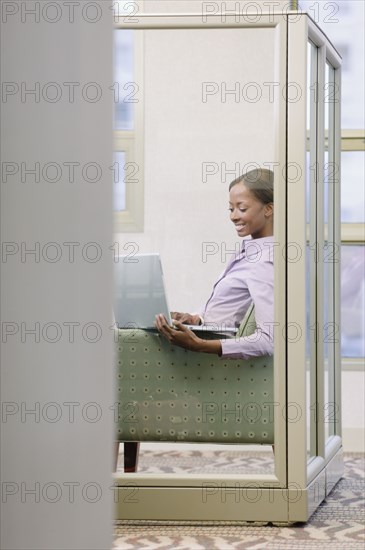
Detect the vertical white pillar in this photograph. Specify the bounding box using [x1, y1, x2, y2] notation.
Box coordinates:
[1, 2, 114, 548]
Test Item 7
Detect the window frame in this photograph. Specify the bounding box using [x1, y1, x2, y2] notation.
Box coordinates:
[340, 130, 365, 367]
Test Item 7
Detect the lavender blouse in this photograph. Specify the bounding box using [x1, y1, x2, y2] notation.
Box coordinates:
[199, 236, 275, 360]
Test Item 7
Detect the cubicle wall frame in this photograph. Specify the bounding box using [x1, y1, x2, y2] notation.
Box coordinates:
[287, 13, 343, 521]
[114, 11, 342, 523]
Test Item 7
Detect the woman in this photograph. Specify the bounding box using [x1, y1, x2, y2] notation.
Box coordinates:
[155, 168, 274, 359]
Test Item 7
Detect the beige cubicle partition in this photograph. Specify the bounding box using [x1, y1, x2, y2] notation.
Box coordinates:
[113, 10, 342, 523]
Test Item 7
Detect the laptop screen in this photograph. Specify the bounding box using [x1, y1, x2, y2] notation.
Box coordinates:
[114, 253, 172, 329]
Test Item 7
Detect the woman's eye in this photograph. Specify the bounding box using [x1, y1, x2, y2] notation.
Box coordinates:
[239, 209, 246, 212]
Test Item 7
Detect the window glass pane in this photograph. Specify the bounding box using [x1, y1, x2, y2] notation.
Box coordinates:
[300, 0, 365, 128]
[341, 151, 365, 223]
[114, 29, 135, 130]
[114, 151, 126, 211]
[341, 246, 365, 357]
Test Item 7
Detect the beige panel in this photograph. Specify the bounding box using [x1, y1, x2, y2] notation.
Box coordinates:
[286, 14, 308, 489]
[1, 3, 114, 549]
[115, 486, 291, 522]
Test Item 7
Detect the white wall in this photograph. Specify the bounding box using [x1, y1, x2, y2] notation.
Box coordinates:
[1, 3, 114, 549]
[119, 26, 279, 312]
[342, 370, 365, 452]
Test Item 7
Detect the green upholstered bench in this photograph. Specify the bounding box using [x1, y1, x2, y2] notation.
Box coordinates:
[115, 305, 274, 471]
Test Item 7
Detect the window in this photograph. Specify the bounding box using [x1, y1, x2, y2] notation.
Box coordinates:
[301, 0, 365, 364]
[113, 1, 144, 232]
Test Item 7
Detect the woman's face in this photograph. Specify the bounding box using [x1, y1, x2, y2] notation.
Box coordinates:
[229, 183, 273, 239]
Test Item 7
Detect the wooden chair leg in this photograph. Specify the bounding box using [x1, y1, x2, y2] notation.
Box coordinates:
[124, 442, 140, 473]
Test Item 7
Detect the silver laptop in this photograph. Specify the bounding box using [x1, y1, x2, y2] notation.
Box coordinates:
[114, 253, 237, 333]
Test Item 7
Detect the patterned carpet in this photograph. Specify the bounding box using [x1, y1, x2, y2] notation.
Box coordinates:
[114, 450, 365, 549]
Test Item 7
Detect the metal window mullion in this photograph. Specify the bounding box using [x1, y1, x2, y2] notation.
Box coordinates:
[333, 65, 342, 437]
[309, 42, 318, 459]
[341, 224, 365, 242]
[316, 44, 326, 458]
[341, 137, 365, 151]
[326, 63, 336, 439]
[273, 15, 289, 488]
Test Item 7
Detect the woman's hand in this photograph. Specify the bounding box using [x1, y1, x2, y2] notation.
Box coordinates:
[155, 314, 222, 356]
[170, 312, 202, 325]
[155, 314, 202, 351]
